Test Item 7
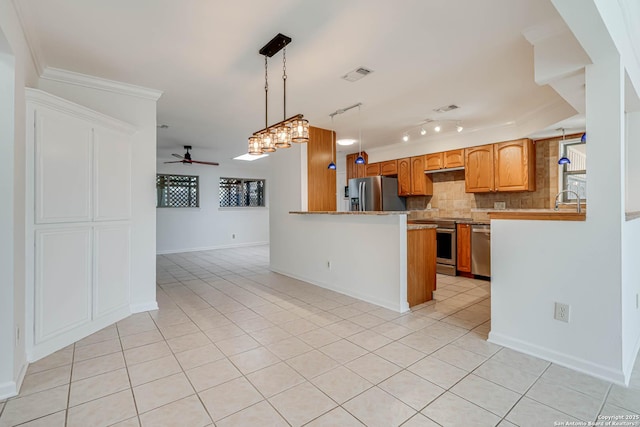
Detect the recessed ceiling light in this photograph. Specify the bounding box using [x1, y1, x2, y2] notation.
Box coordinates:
[337, 139, 356, 146]
[234, 153, 268, 161]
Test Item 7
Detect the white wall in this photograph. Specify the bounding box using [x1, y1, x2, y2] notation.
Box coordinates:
[626, 112, 640, 212]
[269, 142, 409, 312]
[38, 76, 160, 313]
[0, 0, 39, 399]
[156, 157, 269, 254]
[622, 218, 640, 377]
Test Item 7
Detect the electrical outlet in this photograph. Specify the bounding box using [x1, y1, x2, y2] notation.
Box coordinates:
[327, 261, 331, 270]
[554, 302, 570, 322]
[494, 201, 506, 210]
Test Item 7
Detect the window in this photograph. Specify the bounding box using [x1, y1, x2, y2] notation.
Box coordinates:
[157, 174, 199, 208]
[219, 178, 265, 207]
[559, 138, 586, 202]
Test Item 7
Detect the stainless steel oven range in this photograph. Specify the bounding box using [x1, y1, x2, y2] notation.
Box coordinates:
[411, 218, 471, 276]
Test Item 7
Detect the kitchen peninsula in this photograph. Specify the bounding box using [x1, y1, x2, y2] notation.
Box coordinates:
[285, 211, 436, 312]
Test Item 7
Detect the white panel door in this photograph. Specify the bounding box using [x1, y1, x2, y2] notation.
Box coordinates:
[35, 108, 93, 223]
[35, 227, 92, 343]
[94, 225, 130, 318]
[94, 127, 132, 221]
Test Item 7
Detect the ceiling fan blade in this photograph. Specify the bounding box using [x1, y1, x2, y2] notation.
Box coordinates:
[172, 153, 184, 159]
[164, 161, 186, 164]
[191, 160, 219, 166]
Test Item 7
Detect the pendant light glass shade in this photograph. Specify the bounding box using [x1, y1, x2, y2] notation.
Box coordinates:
[248, 136, 263, 155]
[558, 156, 571, 165]
[328, 162, 336, 170]
[291, 118, 310, 143]
[581, 133, 586, 143]
[355, 155, 365, 164]
[275, 124, 292, 148]
[261, 131, 277, 152]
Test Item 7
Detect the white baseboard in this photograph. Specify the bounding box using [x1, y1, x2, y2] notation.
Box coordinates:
[156, 241, 268, 255]
[488, 330, 627, 385]
[270, 267, 409, 314]
[130, 301, 158, 313]
[0, 362, 27, 400]
[623, 332, 640, 385]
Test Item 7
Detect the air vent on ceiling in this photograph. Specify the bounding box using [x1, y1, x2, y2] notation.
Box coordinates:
[433, 104, 459, 113]
[342, 67, 374, 82]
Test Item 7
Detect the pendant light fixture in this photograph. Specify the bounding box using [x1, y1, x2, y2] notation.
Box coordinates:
[558, 128, 571, 165]
[328, 115, 336, 170]
[355, 104, 365, 164]
[247, 33, 309, 156]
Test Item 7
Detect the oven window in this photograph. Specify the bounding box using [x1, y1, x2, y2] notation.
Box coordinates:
[436, 232, 453, 260]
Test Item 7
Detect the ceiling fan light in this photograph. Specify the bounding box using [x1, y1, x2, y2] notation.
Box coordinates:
[248, 136, 263, 155]
[291, 118, 309, 143]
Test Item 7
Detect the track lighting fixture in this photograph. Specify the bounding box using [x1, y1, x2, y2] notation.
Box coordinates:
[401, 119, 464, 141]
[402, 133, 409, 142]
[456, 123, 463, 133]
[434, 124, 441, 133]
[420, 128, 427, 136]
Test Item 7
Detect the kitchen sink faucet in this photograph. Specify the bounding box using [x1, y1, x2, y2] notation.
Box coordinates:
[554, 190, 581, 213]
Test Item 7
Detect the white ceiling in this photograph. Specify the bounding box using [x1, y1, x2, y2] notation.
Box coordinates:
[15, 0, 581, 164]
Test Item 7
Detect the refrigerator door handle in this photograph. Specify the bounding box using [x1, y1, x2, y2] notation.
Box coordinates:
[361, 181, 366, 211]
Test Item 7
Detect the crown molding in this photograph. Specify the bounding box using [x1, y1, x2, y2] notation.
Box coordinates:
[41, 67, 163, 101]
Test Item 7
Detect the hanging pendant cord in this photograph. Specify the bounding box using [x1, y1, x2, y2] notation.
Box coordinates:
[282, 47, 287, 120]
[358, 104, 363, 156]
[331, 115, 335, 159]
[264, 55, 269, 130]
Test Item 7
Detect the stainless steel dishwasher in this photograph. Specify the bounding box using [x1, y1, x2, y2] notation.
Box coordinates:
[471, 224, 491, 277]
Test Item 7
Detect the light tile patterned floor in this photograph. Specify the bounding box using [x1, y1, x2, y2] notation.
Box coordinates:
[2, 244, 640, 426]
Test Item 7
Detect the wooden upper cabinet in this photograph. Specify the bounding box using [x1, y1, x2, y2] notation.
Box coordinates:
[494, 139, 535, 192]
[380, 160, 398, 176]
[345, 152, 368, 184]
[465, 144, 495, 193]
[425, 153, 444, 171]
[397, 158, 412, 196]
[365, 163, 380, 177]
[456, 223, 471, 273]
[465, 139, 535, 193]
[307, 127, 336, 211]
[444, 149, 464, 168]
[398, 156, 432, 196]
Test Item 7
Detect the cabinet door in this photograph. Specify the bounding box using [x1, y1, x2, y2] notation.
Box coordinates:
[456, 223, 471, 273]
[380, 160, 398, 176]
[465, 145, 494, 193]
[407, 228, 436, 306]
[307, 127, 337, 211]
[365, 163, 380, 177]
[94, 127, 132, 221]
[397, 158, 412, 196]
[35, 228, 92, 343]
[35, 108, 93, 223]
[425, 153, 444, 171]
[494, 139, 535, 192]
[94, 225, 130, 319]
[410, 156, 432, 195]
[346, 154, 357, 184]
[355, 152, 368, 178]
[444, 149, 464, 168]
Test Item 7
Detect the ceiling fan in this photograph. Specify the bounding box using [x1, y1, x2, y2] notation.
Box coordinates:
[164, 145, 219, 166]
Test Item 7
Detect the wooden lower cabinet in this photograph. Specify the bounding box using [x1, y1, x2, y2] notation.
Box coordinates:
[456, 223, 471, 273]
[407, 228, 436, 307]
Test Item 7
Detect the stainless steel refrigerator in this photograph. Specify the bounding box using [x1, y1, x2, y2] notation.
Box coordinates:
[348, 176, 406, 211]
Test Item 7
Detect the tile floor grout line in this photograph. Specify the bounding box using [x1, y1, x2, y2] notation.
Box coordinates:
[64, 342, 76, 427]
[594, 383, 614, 423]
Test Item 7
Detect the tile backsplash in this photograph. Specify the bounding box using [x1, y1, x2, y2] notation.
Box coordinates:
[407, 138, 560, 219]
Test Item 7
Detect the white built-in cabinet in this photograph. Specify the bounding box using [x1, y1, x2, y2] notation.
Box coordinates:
[26, 89, 136, 361]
